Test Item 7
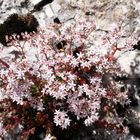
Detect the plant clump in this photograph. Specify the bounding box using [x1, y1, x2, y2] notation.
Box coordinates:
[0, 19, 139, 140]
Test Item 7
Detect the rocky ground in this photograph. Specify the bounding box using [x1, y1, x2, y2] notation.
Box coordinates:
[0, 0, 140, 140]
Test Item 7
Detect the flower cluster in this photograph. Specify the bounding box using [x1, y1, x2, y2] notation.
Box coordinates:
[0, 19, 139, 139]
[54, 110, 71, 129]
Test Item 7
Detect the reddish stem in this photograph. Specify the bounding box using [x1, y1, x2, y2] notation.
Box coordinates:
[108, 45, 123, 61]
[0, 58, 9, 68]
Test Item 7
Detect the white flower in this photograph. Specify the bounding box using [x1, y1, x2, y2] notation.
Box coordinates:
[68, 81, 76, 91]
[44, 134, 53, 140]
[54, 110, 71, 129]
[16, 69, 25, 79]
[9, 92, 23, 105]
[37, 101, 45, 111]
[9, 63, 17, 71]
[0, 122, 3, 135]
[84, 116, 94, 126]
[59, 84, 66, 91]
[51, 84, 67, 99]
[0, 88, 7, 101]
[0, 122, 7, 136]
[77, 52, 84, 59]
[81, 61, 91, 68]
[67, 72, 76, 81]
[18, 124, 24, 131]
[70, 58, 79, 67]
[0, 69, 8, 77]
[90, 77, 101, 84]
[82, 84, 89, 92]
[98, 87, 106, 96]
[63, 55, 72, 63]
[84, 114, 99, 126]
[7, 77, 16, 86]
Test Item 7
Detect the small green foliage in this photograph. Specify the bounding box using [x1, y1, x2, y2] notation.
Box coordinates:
[55, 76, 63, 81]
[31, 85, 39, 96]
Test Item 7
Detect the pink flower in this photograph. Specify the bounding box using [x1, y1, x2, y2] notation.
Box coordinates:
[54, 110, 71, 129]
[84, 114, 99, 126]
[44, 134, 53, 140]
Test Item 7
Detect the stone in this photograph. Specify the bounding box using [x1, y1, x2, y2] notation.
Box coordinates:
[43, 5, 55, 18]
[33, 0, 54, 12]
[57, 8, 75, 23]
[113, 6, 125, 22]
[50, 0, 61, 14]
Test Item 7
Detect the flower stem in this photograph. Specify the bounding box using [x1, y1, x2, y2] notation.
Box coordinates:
[0, 58, 9, 68]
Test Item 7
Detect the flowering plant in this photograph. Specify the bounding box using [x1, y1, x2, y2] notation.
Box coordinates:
[0, 19, 139, 139]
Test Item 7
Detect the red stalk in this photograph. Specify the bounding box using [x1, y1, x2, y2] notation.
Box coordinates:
[0, 58, 9, 68]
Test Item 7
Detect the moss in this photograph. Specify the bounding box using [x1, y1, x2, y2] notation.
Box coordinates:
[0, 13, 39, 46]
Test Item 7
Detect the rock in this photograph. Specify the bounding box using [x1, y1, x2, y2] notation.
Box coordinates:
[57, 8, 76, 23]
[113, 5, 125, 22]
[50, 0, 61, 14]
[32, 0, 54, 12]
[43, 5, 55, 18]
